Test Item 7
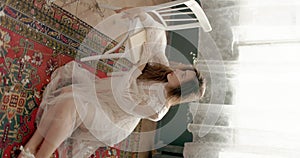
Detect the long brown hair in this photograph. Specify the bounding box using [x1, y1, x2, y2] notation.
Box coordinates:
[137, 62, 206, 106]
[137, 63, 173, 82]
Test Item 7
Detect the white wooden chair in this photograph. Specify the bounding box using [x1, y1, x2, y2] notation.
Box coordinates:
[143, 0, 212, 31]
[80, 0, 211, 62]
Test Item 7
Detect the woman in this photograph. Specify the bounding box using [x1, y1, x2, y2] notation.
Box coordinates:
[18, 8, 206, 158]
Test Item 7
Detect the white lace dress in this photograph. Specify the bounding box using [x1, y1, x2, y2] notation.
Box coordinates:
[36, 12, 170, 157]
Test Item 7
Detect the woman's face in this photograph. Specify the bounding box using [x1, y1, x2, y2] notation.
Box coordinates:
[166, 69, 196, 88]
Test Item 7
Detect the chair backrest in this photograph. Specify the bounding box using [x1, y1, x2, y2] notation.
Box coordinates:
[80, 0, 212, 62]
[142, 0, 212, 32]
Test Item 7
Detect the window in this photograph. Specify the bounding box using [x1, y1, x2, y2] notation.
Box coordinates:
[223, 0, 300, 156]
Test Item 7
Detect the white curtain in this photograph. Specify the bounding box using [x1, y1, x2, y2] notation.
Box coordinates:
[185, 0, 300, 157]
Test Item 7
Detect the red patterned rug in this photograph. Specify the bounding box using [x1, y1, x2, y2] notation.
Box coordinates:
[0, 0, 139, 157]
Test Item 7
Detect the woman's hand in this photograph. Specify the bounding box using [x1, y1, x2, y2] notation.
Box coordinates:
[114, 7, 146, 20]
[137, 63, 147, 71]
[114, 7, 133, 13]
[169, 61, 194, 70]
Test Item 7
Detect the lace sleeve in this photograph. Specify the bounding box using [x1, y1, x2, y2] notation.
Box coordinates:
[136, 12, 169, 66]
[131, 83, 169, 122]
[112, 68, 169, 121]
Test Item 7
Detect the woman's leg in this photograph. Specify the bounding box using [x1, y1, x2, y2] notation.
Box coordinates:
[19, 131, 43, 156]
[17, 105, 57, 158]
[35, 99, 76, 158]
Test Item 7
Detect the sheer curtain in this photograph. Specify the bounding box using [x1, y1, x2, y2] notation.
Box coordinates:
[184, 0, 300, 157]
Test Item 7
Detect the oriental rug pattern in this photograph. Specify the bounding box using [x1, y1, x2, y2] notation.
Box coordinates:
[0, 0, 139, 157]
